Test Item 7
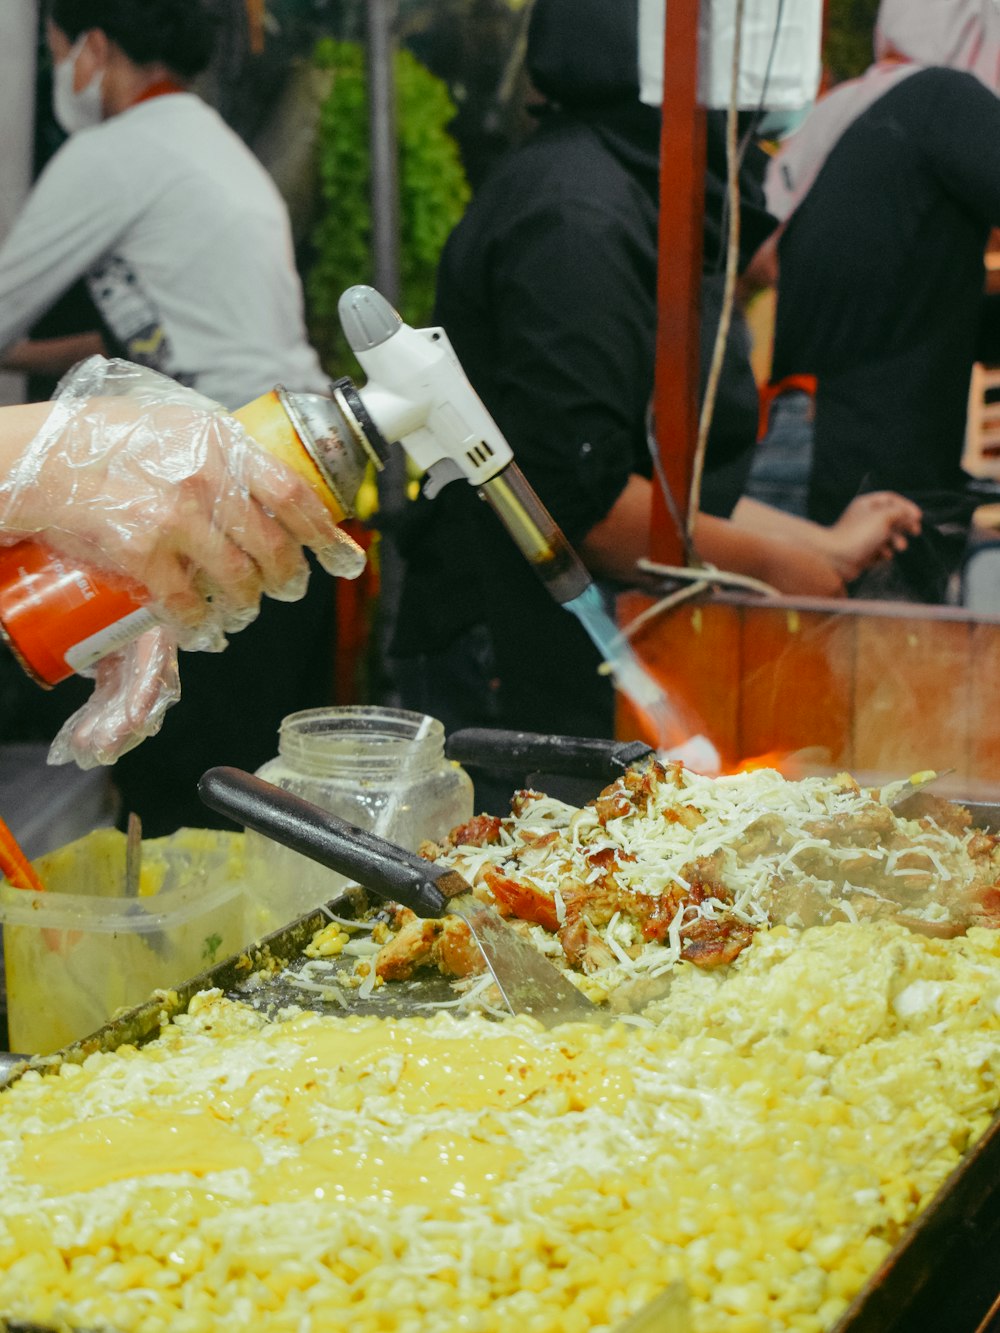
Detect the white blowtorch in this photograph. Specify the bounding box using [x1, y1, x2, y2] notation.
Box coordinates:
[329, 284, 593, 605]
[327, 290, 693, 755]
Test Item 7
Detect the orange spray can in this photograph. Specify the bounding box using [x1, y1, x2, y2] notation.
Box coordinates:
[0, 383, 377, 686]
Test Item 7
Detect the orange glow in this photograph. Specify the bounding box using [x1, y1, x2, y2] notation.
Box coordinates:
[728, 750, 804, 778]
[626, 699, 690, 753]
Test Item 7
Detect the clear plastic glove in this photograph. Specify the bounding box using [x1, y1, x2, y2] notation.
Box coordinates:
[0, 357, 366, 767]
[0, 357, 365, 652]
[48, 626, 181, 770]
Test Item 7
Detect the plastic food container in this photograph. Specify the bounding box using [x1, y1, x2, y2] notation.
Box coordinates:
[0, 827, 249, 1055]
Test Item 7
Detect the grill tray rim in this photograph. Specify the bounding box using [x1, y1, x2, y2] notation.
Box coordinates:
[2, 806, 999, 1333]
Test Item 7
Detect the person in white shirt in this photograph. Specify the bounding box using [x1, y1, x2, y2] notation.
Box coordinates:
[0, 0, 347, 833]
[0, 0, 327, 408]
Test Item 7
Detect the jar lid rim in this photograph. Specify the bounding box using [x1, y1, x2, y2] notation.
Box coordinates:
[279, 705, 442, 733]
[275, 707, 446, 774]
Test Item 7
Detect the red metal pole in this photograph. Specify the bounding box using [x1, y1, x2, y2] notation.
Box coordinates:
[649, 0, 705, 565]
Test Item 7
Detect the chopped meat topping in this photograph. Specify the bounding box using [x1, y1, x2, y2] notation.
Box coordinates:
[368, 761, 1000, 1009]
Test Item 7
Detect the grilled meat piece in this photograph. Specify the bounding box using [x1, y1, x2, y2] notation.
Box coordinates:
[374, 911, 485, 981]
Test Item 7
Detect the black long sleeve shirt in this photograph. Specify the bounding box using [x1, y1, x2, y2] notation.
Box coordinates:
[772, 68, 1000, 523]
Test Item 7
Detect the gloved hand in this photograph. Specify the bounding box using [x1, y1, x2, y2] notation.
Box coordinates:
[0, 357, 366, 766]
[47, 626, 181, 770]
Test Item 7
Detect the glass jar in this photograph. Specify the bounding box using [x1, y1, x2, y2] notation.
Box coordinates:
[245, 705, 473, 931]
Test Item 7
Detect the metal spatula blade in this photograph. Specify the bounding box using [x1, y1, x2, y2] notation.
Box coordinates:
[198, 767, 605, 1026]
[612, 1282, 692, 1333]
[447, 891, 605, 1024]
[886, 768, 956, 812]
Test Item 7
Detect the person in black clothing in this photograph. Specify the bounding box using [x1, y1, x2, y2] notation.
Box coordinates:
[391, 0, 921, 750]
[750, 0, 1000, 597]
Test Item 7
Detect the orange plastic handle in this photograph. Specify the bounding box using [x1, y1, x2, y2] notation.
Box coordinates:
[0, 816, 45, 893]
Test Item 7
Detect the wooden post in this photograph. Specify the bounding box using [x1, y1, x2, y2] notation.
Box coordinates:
[650, 0, 705, 564]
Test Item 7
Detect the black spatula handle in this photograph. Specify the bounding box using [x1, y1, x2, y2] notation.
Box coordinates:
[445, 728, 654, 778]
[198, 766, 460, 918]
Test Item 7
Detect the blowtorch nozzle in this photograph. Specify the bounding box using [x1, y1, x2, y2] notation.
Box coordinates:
[478, 468, 592, 605]
[338, 286, 402, 353]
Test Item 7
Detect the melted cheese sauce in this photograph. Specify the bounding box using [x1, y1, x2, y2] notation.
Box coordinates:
[274, 1026, 633, 1115]
[257, 1132, 521, 1209]
[16, 1108, 261, 1193]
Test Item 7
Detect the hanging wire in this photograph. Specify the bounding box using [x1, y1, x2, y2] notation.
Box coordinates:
[712, 0, 788, 274]
[685, 0, 747, 548]
[482, 2, 535, 137]
[645, 399, 701, 568]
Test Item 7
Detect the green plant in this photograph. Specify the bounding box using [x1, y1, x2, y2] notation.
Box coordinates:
[307, 37, 471, 374]
[824, 0, 880, 84]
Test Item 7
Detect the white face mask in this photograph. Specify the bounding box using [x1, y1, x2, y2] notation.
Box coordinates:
[52, 33, 105, 135]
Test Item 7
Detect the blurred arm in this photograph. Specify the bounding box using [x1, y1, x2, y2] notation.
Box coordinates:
[0, 332, 107, 377]
[579, 473, 846, 597]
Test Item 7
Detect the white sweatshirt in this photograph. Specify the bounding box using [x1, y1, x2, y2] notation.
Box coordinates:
[0, 93, 327, 408]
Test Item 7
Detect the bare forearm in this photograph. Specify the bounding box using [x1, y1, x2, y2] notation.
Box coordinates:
[1, 332, 106, 377]
[577, 474, 652, 581]
[576, 475, 845, 597]
[733, 492, 923, 582]
[695, 511, 845, 597]
[731, 496, 819, 543]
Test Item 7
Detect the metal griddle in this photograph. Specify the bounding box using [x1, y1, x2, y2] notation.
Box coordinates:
[444, 728, 1000, 1333]
[1, 727, 999, 1333]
